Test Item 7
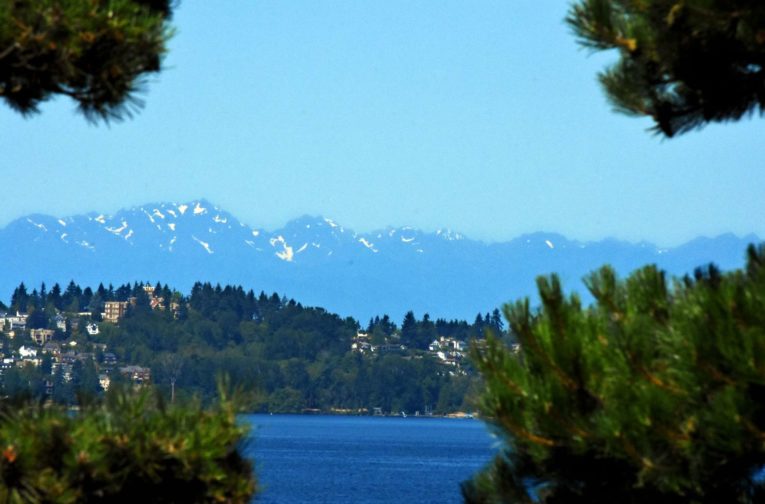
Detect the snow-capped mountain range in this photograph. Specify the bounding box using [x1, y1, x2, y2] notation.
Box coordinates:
[1, 199, 759, 320]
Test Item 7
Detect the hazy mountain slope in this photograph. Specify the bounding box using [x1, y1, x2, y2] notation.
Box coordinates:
[0, 200, 758, 320]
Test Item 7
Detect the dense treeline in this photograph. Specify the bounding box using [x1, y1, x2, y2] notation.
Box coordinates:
[1, 280, 496, 414]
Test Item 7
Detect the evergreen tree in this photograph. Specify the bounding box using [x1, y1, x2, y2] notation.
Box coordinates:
[26, 307, 47, 329]
[488, 308, 504, 336]
[40, 353, 53, 376]
[81, 287, 94, 311]
[401, 311, 418, 347]
[49, 283, 62, 310]
[568, 0, 765, 136]
[28, 288, 39, 311]
[131, 288, 152, 316]
[52, 365, 73, 405]
[379, 314, 396, 335]
[115, 283, 132, 301]
[464, 244, 765, 503]
[416, 313, 438, 350]
[10, 282, 28, 312]
[39, 282, 47, 306]
[366, 317, 375, 334]
[62, 280, 82, 312]
[89, 293, 104, 321]
[0, 0, 174, 121]
[76, 359, 101, 403]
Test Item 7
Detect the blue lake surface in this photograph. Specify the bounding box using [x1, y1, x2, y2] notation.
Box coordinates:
[243, 414, 497, 503]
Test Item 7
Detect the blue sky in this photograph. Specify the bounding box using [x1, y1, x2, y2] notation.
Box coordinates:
[1, 1, 763, 246]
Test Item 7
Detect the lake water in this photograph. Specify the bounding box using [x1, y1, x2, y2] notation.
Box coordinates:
[243, 414, 497, 503]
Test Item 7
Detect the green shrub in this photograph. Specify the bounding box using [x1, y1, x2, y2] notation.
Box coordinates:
[0, 391, 255, 503]
[465, 244, 765, 503]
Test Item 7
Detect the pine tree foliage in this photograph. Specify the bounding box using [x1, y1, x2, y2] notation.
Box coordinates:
[0, 389, 256, 502]
[568, 0, 765, 137]
[465, 244, 765, 503]
[0, 0, 173, 121]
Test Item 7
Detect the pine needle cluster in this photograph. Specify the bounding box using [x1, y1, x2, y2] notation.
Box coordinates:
[568, 0, 765, 136]
[465, 244, 765, 503]
[0, 0, 173, 121]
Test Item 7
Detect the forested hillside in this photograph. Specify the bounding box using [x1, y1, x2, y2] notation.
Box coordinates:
[0, 281, 493, 414]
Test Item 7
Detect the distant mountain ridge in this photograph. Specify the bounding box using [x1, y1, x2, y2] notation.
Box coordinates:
[0, 199, 759, 321]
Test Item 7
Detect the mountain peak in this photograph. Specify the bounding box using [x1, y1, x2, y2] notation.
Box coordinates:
[0, 201, 759, 320]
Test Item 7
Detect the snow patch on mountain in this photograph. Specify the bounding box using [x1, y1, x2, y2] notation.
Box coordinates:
[193, 202, 207, 215]
[270, 236, 294, 262]
[401, 236, 415, 243]
[359, 238, 378, 253]
[167, 209, 177, 218]
[26, 219, 47, 232]
[95, 215, 106, 224]
[125, 230, 134, 240]
[60, 233, 68, 242]
[106, 221, 128, 235]
[252, 230, 260, 237]
[168, 223, 176, 231]
[58, 219, 67, 227]
[296, 243, 308, 254]
[77, 240, 95, 250]
[213, 215, 227, 224]
[545, 240, 554, 249]
[192, 235, 213, 254]
[177, 204, 188, 215]
[153, 209, 165, 219]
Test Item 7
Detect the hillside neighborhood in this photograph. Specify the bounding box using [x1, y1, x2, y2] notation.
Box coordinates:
[0, 284, 174, 397]
[0, 280, 494, 408]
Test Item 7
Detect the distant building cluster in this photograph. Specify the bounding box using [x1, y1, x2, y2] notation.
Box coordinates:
[351, 330, 472, 373]
[0, 309, 151, 394]
[102, 284, 179, 323]
[351, 331, 407, 354]
[428, 336, 467, 366]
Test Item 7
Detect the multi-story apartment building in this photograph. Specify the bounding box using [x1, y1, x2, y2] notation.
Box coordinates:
[103, 301, 129, 323]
